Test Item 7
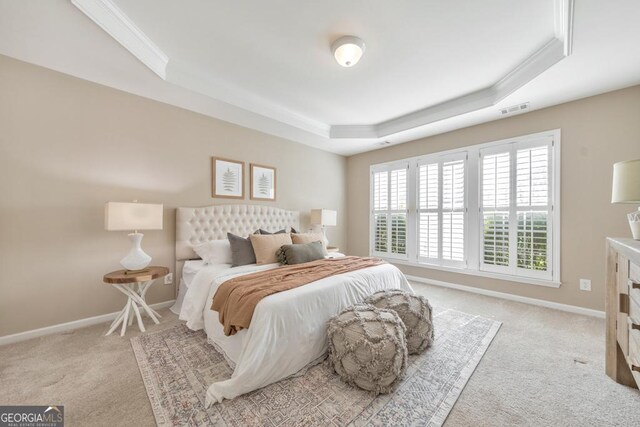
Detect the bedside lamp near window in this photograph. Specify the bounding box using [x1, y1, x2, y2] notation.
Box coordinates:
[612, 159, 640, 240]
[105, 201, 163, 272]
[310, 209, 337, 246]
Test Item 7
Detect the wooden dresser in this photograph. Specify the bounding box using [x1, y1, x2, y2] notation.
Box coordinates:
[606, 237, 640, 388]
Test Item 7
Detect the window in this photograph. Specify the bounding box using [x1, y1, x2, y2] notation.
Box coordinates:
[480, 140, 553, 280]
[371, 163, 408, 259]
[370, 130, 560, 286]
[417, 154, 466, 267]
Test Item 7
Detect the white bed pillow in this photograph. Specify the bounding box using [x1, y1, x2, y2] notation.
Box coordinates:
[192, 239, 233, 265]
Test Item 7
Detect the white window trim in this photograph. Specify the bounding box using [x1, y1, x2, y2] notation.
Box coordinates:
[386, 258, 561, 288]
[370, 160, 410, 260]
[369, 129, 561, 288]
[416, 151, 468, 268]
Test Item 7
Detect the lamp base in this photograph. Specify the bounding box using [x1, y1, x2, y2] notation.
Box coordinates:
[120, 232, 152, 271]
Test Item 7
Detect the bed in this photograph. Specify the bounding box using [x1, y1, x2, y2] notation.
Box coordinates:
[173, 205, 413, 406]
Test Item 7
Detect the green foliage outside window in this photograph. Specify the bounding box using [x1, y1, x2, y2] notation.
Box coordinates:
[482, 214, 547, 271]
[375, 214, 406, 255]
[517, 213, 547, 271]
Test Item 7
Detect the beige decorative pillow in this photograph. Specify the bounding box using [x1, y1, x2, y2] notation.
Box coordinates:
[249, 233, 293, 265]
[292, 233, 327, 254]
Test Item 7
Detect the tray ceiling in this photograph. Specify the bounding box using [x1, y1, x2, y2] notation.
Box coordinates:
[113, 0, 555, 126]
[1, 0, 639, 155]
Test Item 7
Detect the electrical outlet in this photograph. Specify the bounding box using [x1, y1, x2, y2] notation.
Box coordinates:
[164, 273, 173, 285]
[579, 279, 591, 291]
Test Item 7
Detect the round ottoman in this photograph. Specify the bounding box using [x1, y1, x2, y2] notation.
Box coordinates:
[365, 289, 434, 354]
[327, 304, 408, 394]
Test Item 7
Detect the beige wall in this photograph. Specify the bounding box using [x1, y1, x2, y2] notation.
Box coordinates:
[348, 85, 640, 311]
[0, 55, 347, 336]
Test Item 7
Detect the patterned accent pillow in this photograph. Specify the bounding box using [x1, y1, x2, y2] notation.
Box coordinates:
[276, 241, 325, 265]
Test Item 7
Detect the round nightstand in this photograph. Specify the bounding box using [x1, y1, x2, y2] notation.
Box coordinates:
[103, 266, 169, 336]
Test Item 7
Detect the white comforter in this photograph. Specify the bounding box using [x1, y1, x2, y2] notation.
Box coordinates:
[179, 260, 413, 406]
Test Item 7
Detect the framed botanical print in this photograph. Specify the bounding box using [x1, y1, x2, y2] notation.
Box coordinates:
[250, 163, 276, 201]
[212, 157, 244, 199]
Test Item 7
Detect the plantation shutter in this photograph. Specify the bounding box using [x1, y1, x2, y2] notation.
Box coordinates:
[480, 138, 553, 279]
[389, 168, 407, 255]
[480, 151, 511, 270]
[442, 158, 465, 262]
[516, 144, 551, 275]
[371, 163, 408, 258]
[417, 153, 466, 266]
[372, 171, 388, 253]
[418, 163, 438, 259]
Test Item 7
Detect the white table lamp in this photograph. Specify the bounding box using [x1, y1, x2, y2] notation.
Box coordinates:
[105, 202, 163, 271]
[612, 159, 640, 240]
[310, 209, 337, 246]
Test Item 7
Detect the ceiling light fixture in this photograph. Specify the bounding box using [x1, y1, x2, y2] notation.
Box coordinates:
[331, 36, 365, 67]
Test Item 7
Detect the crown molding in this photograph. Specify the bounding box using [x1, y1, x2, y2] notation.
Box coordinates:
[72, 0, 575, 143]
[332, 38, 564, 139]
[354, 87, 496, 139]
[554, 0, 575, 56]
[493, 38, 565, 100]
[332, 0, 575, 139]
[71, 0, 168, 79]
[167, 59, 330, 137]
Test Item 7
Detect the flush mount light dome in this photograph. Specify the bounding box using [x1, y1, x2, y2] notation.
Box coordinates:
[331, 36, 365, 67]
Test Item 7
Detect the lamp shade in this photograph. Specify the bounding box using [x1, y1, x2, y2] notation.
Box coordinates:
[612, 159, 640, 203]
[310, 209, 337, 226]
[105, 202, 163, 231]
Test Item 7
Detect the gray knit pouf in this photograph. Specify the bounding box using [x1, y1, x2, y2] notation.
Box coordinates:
[365, 289, 434, 354]
[327, 304, 408, 394]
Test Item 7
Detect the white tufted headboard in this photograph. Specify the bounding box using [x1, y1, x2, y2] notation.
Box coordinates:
[176, 204, 300, 261]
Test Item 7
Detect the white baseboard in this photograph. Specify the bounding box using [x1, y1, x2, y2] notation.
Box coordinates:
[406, 275, 605, 319]
[0, 300, 176, 346]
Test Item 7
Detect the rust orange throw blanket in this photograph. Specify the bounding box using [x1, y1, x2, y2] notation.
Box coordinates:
[211, 256, 386, 336]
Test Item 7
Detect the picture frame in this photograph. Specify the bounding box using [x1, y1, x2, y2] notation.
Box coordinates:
[212, 157, 244, 199]
[250, 163, 276, 201]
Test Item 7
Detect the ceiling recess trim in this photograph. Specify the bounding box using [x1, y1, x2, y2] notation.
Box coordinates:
[71, 0, 168, 79]
[343, 37, 566, 139]
[554, 0, 575, 55]
[72, 0, 574, 143]
[332, 0, 575, 139]
[166, 59, 331, 137]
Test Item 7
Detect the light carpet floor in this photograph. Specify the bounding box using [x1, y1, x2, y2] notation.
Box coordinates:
[1, 282, 639, 426]
[131, 309, 500, 426]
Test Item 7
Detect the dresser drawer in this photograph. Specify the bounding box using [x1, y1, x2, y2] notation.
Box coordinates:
[628, 326, 640, 386]
[606, 239, 640, 388]
[630, 261, 640, 283]
[617, 256, 630, 355]
[629, 293, 640, 387]
[629, 275, 640, 312]
[630, 291, 640, 322]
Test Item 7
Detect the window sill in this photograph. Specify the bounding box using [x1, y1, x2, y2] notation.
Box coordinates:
[379, 257, 562, 288]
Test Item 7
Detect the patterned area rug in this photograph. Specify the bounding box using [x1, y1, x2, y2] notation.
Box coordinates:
[131, 309, 500, 426]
